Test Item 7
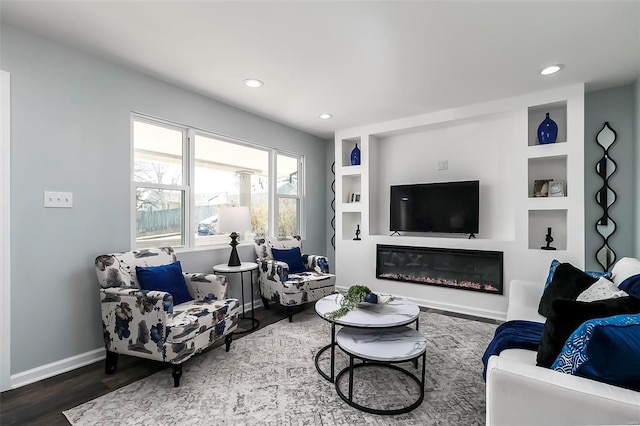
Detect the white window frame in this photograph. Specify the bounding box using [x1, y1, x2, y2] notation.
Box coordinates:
[130, 113, 305, 249]
[274, 152, 305, 237]
[130, 114, 190, 249]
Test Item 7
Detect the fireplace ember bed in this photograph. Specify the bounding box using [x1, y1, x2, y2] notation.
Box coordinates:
[375, 244, 503, 295]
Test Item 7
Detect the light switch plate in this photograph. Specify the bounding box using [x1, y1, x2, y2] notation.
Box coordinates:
[437, 160, 448, 171]
[44, 191, 73, 208]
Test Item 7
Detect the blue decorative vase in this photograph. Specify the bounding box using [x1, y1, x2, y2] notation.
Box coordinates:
[537, 113, 558, 144]
[350, 143, 361, 165]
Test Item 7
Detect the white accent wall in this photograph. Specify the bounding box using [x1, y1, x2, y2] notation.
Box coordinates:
[335, 85, 586, 320]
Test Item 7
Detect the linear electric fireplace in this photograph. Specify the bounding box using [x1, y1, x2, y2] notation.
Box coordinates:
[376, 244, 503, 294]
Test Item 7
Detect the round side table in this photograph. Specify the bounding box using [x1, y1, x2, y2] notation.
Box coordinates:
[213, 262, 259, 334]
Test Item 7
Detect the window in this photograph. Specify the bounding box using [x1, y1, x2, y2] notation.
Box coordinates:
[276, 153, 302, 236]
[132, 115, 304, 249]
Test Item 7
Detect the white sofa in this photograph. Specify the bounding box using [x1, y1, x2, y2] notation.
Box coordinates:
[485, 279, 640, 426]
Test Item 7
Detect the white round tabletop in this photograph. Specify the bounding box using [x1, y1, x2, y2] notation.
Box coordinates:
[336, 326, 427, 362]
[315, 293, 420, 327]
[213, 262, 258, 273]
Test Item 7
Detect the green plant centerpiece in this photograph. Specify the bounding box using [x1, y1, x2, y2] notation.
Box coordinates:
[326, 285, 390, 321]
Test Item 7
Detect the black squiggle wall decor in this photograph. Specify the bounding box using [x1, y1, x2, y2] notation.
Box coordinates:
[595, 122, 617, 271]
[330, 161, 335, 249]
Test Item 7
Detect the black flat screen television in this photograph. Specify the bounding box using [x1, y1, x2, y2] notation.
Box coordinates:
[390, 180, 479, 234]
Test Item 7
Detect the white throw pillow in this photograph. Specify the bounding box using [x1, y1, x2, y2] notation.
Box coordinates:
[576, 276, 628, 302]
[611, 257, 640, 287]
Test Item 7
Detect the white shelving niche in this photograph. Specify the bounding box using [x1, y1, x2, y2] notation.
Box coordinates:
[525, 99, 580, 255]
[338, 136, 364, 241]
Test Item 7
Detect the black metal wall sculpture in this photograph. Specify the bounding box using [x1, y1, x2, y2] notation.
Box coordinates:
[330, 161, 336, 249]
[595, 122, 617, 271]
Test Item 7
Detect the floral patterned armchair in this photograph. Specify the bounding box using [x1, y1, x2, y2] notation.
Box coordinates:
[254, 236, 336, 322]
[94, 247, 240, 387]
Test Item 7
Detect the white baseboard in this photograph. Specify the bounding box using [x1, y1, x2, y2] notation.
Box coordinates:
[408, 296, 506, 322]
[10, 348, 105, 389]
[9, 299, 262, 390]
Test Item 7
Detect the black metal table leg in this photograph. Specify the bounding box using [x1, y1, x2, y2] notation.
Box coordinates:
[315, 321, 337, 382]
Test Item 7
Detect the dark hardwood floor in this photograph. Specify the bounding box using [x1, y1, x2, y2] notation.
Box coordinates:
[0, 304, 296, 426]
[0, 303, 500, 425]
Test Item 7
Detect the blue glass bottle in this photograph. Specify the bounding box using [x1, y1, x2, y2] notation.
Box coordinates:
[350, 143, 361, 165]
[537, 113, 558, 144]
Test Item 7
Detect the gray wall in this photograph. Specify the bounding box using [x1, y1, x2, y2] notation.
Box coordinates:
[635, 80, 640, 258]
[1, 25, 328, 374]
[585, 83, 638, 270]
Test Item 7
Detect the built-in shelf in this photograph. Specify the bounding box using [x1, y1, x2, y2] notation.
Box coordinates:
[342, 212, 361, 241]
[526, 142, 569, 159]
[527, 101, 567, 147]
[341, 137, 361, 167]
[528, 155, 567, 198]
[342, 174, 362, 204]
[528, 209, 567, 250]
[342, 202, 363, 212]
[335, 85, 584, 304]
[341, 165, 364, 176]
[525, 99, 574, 252]
[526, 197, 570, 210]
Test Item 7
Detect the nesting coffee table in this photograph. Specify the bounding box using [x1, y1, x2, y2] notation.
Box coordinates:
[314, 293, 426, 414]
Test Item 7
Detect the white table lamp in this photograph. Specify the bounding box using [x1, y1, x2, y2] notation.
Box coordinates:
[217, 206, 251, 267]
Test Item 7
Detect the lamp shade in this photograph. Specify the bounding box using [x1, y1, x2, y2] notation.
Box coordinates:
[217, 206, 251, 234]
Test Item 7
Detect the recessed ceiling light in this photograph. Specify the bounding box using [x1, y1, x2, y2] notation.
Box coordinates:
[244, 78, 263, 88]
[319, 113, 333, 120]
[540, 64, 564, 76]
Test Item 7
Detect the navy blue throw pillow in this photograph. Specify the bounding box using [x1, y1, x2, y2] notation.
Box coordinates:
[136, 261, 193, 306]
[552, 314, 640, 392]
[620, 274, 640, 298]
[272, 247, 307, 274]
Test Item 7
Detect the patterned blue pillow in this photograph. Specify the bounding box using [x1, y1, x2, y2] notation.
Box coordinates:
[619, 274, 640, 298]
[544, 259, 613, 289]
[551, 314, 640, 391]
[136, 261, 193, 306]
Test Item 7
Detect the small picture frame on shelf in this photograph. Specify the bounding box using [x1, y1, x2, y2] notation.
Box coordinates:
[548, 180, 566, 197]
[533, 179, 552, 197]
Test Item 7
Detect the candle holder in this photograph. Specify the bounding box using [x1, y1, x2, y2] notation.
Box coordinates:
[541, 227, 556, 250]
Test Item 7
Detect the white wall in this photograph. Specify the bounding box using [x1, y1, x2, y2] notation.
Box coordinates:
[334, 85, 586, 320]
[373, 112, 517, 240]
[1, 24, 329, 383]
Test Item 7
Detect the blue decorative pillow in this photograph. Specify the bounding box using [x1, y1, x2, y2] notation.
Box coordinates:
[136, 261, 193, 306]
[551, 314, 640, 391]
[619, 274, 640, 298]
[271, 247, 307, 274]
[544, 259, 612, 289]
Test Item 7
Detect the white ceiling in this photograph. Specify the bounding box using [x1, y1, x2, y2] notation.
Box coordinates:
[1, 1, 639, 139]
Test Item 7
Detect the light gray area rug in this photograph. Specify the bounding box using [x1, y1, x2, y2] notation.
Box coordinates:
[63, 309, 497, 425]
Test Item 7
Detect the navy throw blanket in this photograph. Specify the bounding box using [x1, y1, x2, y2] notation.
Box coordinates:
[482, 320, 544, 380]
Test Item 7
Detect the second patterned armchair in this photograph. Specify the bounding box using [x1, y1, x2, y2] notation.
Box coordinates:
[254, 236, 336, 321]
